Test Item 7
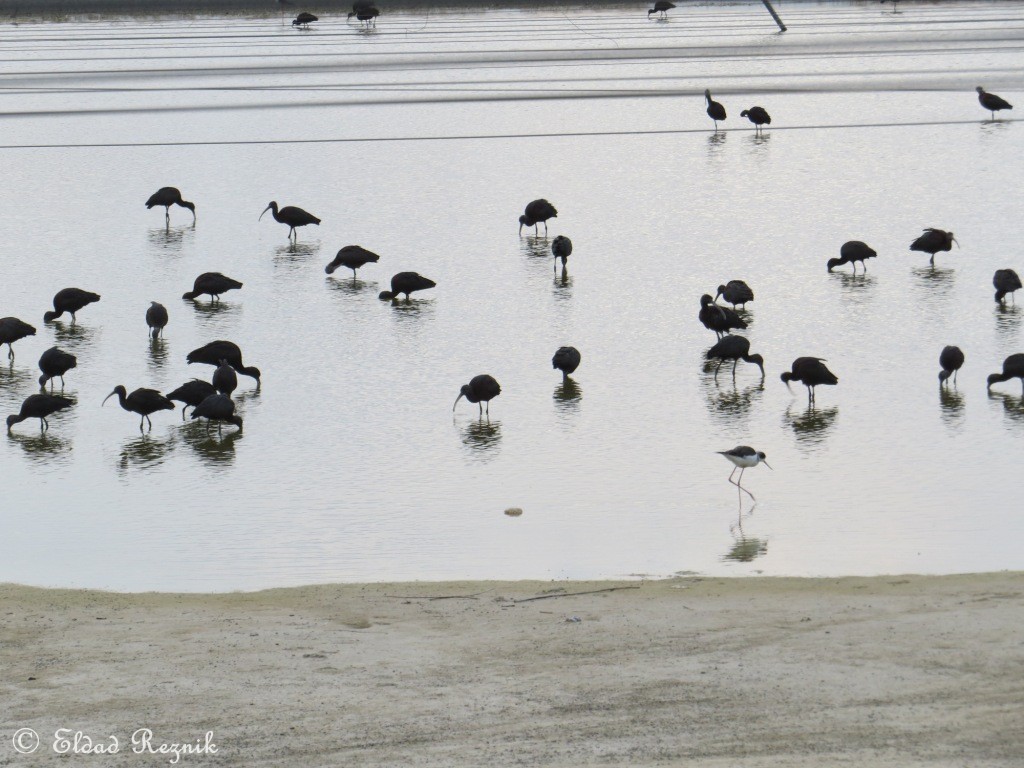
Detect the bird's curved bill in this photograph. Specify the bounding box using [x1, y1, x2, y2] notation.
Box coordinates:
[101, 391, 116, 406]
[258, 205, 271, 221]
[952, 237, 960, 248]
[452, 393, 464, 411]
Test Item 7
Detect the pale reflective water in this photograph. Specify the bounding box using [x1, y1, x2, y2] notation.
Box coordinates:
[1, 2, 1022, 590]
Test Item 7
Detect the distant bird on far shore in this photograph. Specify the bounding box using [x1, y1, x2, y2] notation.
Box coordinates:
[740, 106, 771, 133]
[182, 273, 243, 303]
[0, 317, 36, 360]
[519, 199, 557, 236]
[648, 1, 675, 19]
[552, 346, 581, 380]
[910, 228, 957, 266]
[717, 446, 772, 501]
[938, 345, 965, 387]
[7, 393, 74, 432]
[44, 288, 100, 324]
[379, 272, 436, 301]
[993, 269, 1022, 305]
[828, 241, 877, 273]
[293, 12, 317, 27]
[976, 86, 1012, 119]
[705, 89, 726, 130]
[145, 187, 195, 224]
[260, 201, 320, 240]
[987, 353, 1024, 393]
[454, 374, 501, 416]
[715, 280, 753, 309]
[146, 302, 168, 339]
[552, 235, 573, 270]
[325, 245, 380, 278]
[781, 357, 838, 404]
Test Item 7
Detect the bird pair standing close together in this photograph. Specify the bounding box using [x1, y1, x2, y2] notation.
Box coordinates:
[704, 90, 771, 133]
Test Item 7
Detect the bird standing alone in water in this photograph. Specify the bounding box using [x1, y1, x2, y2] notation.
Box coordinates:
[938, 346, 965, 386]
[828, 241, 877, 274]
[705, 89, 726, 130]
[976, 86, 1012, 119]
[145, 187, 195, 224]
[648, 1, 675, 19]
[993, 269, 1022, 305]
[7, 393, 74, 432]
[260, 201, 321, 240]
[740, 107, 771, 133]
[454, 375, 501, 416]
[146, 302, 168, 339]
[910, 229, 957, 266]
[717, 446, 772, 501]
[781, 357, 838, 404]
[987, 354, 1024, 393]
[552, 347, 581, 380]
[519, 199, 557, 236]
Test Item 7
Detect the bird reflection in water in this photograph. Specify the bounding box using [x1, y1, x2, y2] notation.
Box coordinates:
[988, 390, 1024, 425]
[326, 276, 378, 297]
[939, 387, 965, 431]
[702, 376, 763, 428]
[147, 225, 194, 253]
[117, 433, 175, 474]
[49, 320, 98, 349]
[994, 303, 1022, 338]
[706, 130, 727, 155]
[553, 267, 573, 298]
[553, 377, 582, 414]
[829, 270, 876, 301]
[274, 240, 319, 269]
[182, 422, 242, 467]
[520, 236, 551, 261]
[147, 337, 169, 372]
[0, 362, 33, 393]
[722, 505, 768, 564]
[387, 298, 436, 327]
[459, 417, 502, 460]
[911, 265, 956, 294]
[7, 429, 73, 465]
[784, 404, 838, 445]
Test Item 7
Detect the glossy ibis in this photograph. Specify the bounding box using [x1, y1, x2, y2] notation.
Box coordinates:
[146, 302, 168, 339]
[325, 245, 380, 278]
[167, 379, 217, 420]
[781, 357, 838, 404]
[7, 393, 74, 432]
[454, 374, 501, 416]
[182, 273, 243, 302]
[705, 89, 726, 130]
[0, 317, 36, 360]
[347, 6, 379, 25]
[103, 385, 175, 431]
[648, 1, 675, 18]
[191, 394, 243, 432]
[938, 345, 965, 386]
[552, 346, 581, 379]
[715, 280, 754, 309]
[552, 235, 573, 269]
[145, 187, 195, 224]
[187, 341, 261, 383]
[910, 228, 957, 266]
[987, 353, 1024, 393]
[212, 360, 238, 396]
[38, 347, 77, 390]
[993, 269, 1022, 304]
[740, 107, 771, 133]
[44, 288, 100, 323]
[699, 294, 747, 339]
[717, 446, 772, 501]
[827, 241, 877, 273]
[379, 272, 436, 301]
[705, 335, 764, 382]
[293, 12, 317, 26]
[519, 199, 557, 236]
[976, 86, 1012, 119]
[260, 201, 321, 240]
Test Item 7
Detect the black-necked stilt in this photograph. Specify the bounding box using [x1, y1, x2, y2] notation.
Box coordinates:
[976, 87, 1012, 120]
[717, 446, 772, 500]
[993, 269, 1021, 305]
[987, 353, 1024, 393]
[938, 346, 965, 386]
[828, 241, 877, 274]
[910, 229, 957, 266]
[781, 357, 838, 404]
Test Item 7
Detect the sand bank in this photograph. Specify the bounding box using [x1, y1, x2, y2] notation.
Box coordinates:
[2, 573, 1023, 766]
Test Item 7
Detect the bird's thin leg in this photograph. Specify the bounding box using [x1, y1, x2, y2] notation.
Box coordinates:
[139, 416, 145, 432]
[714, 360, 723, 382]
[732, 360, 738, 380]
[727, 466, 738, 485]
[181, 406, 187, 421]
[7, 345, 12, 360]
[42, 418, 48, 432]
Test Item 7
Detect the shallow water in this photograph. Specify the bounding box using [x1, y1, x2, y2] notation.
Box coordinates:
[1, 1, 1022, 591]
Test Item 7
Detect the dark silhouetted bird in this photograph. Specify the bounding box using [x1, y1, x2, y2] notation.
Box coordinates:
[454, 374, 501, 416]
[987, 353, 1024, 393]
[705, 335, 764, 382]
[379, 272, 436, 301]
[552, 346, 581, 380]
[7, 393, 74, 432]
[519, 199, 557, 236]
[717, 445, 772, 500]
[993, 269, 1022, 304]
[325, 245, 380, 278]
[552, 235, 573, 269]
[103, 386, 175, 431]
[976, 86, 1012, 119]
[648, 1, 675, 18]
[212, 360, 238, 396]
[191, 394, 243, 432]
[44, 288, 100, 323]
[187, 341, 261, 383]
[715, 280, 754, 309]
[38, 347, 77, 390]
[705, 89, 726, 130]
[938, 345, 965, 386]
[781, 357, 838, 404]
[182, 273, 243, 302]
[146, 302, 168, 339]
[293, 12, 317, 26]
[828, 241, 877, 273]
[699, 294, 747, 339]
[740, 106, 771, 133]
[145, 187, 195, 223]
[260, 201, 321, 240]
[0, 316, 36, 360]
[347, 6, 378, 25]
[910, 228, 957, 266]
[167, 379, 217, 420]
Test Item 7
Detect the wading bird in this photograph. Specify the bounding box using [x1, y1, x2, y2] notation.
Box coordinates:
[43, 288, 100, 323]
[6, 393, 74, 432]
[182, 273, 243, 303]
[191, 394, 243, 432]
[717, 446, 772, 501]
[103, 386, 175, 431]
[938, 345, 965, 386]
[38, 347, 77, 390]
[910, 228, 957, 266]
[378, 272, 436, 301]
[699, 294, 747, 339]
[976, 86, 1012, 119]
[347, 6, 378, 25]
[519, 199, 557, 236]
[781, 357, 838, 404]
[705, 335, 764, 382]
[715, 280, 753, 309]
[454, 374, 501, 416]
[740, 106, 771, 133]
[187, 341, 261, 383]
[0, 317, 35, 360]
[648, 1, 675, 18]
[325, 245, 380, 278]
[987, 353, 1024, 393]
[828, 241, 877, 273]
[552, 346, 581, 380]
[705, 89, 726, 130]
[260, 201, 321, 240]
[552, 235, 573, 269]
[145, 187, 195, 224]
[146, 302, 168, 339]
[167, 379, 217, 420]
[993, 269, 1022, 304]
[292, 12, 317, 26]
[212, 360, 238, 396]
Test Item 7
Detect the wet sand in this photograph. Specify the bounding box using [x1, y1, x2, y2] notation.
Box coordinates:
[3, 573, 1023, 765]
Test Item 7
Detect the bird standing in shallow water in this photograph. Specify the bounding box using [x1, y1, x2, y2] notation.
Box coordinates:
[182, 273, 243, 303]
[993, 269, 1021, 305]
[325, 246, 380, 278]
[987, 353, 1024, 393]
[705, 335, 764, 382]
[167, 379, 217, 420]
[0, 317, 35, 360]
[740, 107, 771, 133]
[145, 187, 195, 224]
[938, 346, 965, 386]
[260, 201, 321, 240]
[212, 360, 238, 396]
[146, 302, 168, 339]
[699, 294, 747, 339]
[7, 393, 73, 432]
[781, 357, 838, 404]
[552, 346, 581, 380]
[347, 6, 379, 26]
[293, 12, 317, 27]
[187, 341, 261, 384]
[454, 375, 501, 416]
[705, 89, 726, 131]
[552, 236, 573, 270]
[648, 1, 675, 19]
[191, 394, 243, 432]
[828, 241, 877, 273]
[976, 87, 1012, 119]
[44, 288, 100, 323]
[103, 386, 175, 432]
[715, 280, 753, 309]
[38, 347, 77, 390]
[519, 199, 557, 236]
[717, 446, 772, 501]
[379, 272, 436, 301]
[910, 229, 957, 266]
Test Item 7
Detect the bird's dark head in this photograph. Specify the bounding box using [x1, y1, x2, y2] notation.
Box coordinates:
[740, 109, 750, 118]
[43, 310, 59, 323]
[987, 373, 1001, 389]
[705, 89, 712, 99]
[780, 371, 793, 387]
[453, 387, 471, 411]
[714, 284, 727, 298]
[749, 354, 765, 377]
[38, 373, 48, 388]
[647, 8, 656, 15]
[939, 370, 951, 384]
[826, 258, 842, 272]
[378, 290, 395, 301]
[700, 294, 715, 307]
[292, 18, 301, 24]
[243, 366, 261, 381]
[230, 415, 244, 430]
[325, 260, 339, 275]
[977, 86, 985, 95]
[6, 414, 20, 430]
[758, 452, 772, 470]
[102, 385, 127, 406]
[518, 214, 529, 234]
[259, 202, 277, 221]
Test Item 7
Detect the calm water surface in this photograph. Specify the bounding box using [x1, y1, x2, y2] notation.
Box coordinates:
[1, 2, 1022, 590]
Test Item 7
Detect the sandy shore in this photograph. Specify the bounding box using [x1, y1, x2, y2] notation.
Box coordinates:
[2, 574, 1023, 766]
